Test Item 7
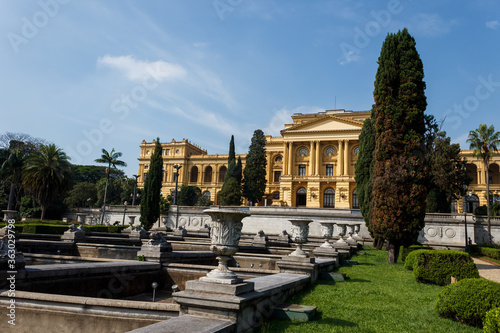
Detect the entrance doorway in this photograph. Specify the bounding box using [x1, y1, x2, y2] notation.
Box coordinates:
[296, 187, 307, 206]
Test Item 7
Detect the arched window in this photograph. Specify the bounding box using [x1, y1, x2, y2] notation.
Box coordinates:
[275, 155, 282, 162]
[324, 188, 335, 208]
[354, 147, 360, 155]
[190, 166, 198, 183]
[298, 148, 308, 156]
[219, 166, 227, 183]
[204, 166, 213, 183]
[352, 189, 359, 209]
[326, 147, 335, 155]
[296, 187, 307, 207]
[489, 163, 500, 184]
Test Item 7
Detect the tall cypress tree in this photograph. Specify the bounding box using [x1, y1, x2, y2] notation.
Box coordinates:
[354, 114, 375, 239]
[140, 138, 163, 230]
[219, 135, 242, 205]
[243, 129, 267, 205]
[371, 29, 428, 263]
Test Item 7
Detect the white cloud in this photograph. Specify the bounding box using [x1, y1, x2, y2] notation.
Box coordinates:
[409, 13, 455, 37]
[486, 20, 499, 30]
[97, 55, 186, 82]
[263, 106, 324, 136]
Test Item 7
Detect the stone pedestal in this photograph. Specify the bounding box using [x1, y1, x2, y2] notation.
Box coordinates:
[252, 230, 268, 247]
[76, 213, 87, 224]
[137, 232, 172, 262]
[130, 226, 149, 239]
[277, 230, 291, 245]
[61, 224, 86, 243]
[345, 224, 358, 246]
[173, 226, 188, 237]
[2, 210, 16, 222]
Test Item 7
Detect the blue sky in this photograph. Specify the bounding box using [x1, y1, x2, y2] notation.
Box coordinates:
[1, 0, 499, 176]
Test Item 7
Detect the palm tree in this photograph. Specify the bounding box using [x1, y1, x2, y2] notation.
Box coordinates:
[467, 124, 500, 245]
[22, 144, 72, 220]
[95, 148, 127, 224]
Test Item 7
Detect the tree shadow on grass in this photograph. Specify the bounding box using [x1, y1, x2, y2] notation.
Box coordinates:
[346, 278, 371, 283]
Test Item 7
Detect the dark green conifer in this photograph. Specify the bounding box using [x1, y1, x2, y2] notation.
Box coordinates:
[140, 138, 163, 230]
[243, 130, 267, 205]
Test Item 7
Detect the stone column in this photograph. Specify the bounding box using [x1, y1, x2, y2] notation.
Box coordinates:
[338, 141, 344, 176]
[315, 141, 320, 175]
[309, 141, 315, 176]
[267, 152, 272, 183]
[288, 142, 293, 176]
[283, 142, 289, 175]
[344, 140, 349, 176]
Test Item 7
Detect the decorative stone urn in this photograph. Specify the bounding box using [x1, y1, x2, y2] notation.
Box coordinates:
[200, 208, 249, 284]
[335, 222, 349, 244]
[319, 221, 335, 248]
[345, 224, 357, 245]
[288, 219, 312, 257]
[352, 223, 363, 241]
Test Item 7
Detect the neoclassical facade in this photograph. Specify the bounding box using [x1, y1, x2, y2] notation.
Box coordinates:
[137, 109, 500, 211]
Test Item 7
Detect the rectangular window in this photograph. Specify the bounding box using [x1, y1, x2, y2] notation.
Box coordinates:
[450, 201, 458, 213]
[162, 149, 165, 155]
[326, 164, 333, 176]
[166, 149, 170, 156]
[274, 171, 281, 183]
[143, 172, 147, 181]
[298, 165, 306, 176]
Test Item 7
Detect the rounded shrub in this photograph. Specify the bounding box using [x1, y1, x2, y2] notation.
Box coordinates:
[435, 278, 500, 328]
[413, 250, 479, 285]
[401, 245, 433, 262]
[404, 249, 432, 271]
[483, 307, 500, 333]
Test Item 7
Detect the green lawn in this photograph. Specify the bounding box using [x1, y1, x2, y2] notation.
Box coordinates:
[262, 247, 482, 333]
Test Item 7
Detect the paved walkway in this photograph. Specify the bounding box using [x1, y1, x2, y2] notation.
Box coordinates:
[473, 258, 500, 283]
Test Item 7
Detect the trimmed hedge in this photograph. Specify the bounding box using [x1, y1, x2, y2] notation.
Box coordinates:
[484, 307, 500, 333]
[409, 250, 479, 285]
[404, 249, 429, 271]
[470, 245, 500, 260]
[401, 245, 433, 262]
[82, 225, 128, 233]
[22, 224, 69, 235]
[436, 278, 500, 328]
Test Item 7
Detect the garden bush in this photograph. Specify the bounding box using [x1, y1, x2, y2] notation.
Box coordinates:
[404, 249, 430, 270]
[412, 250, 479, 285]
[436, 278, 500, 328]
[401, 245, 433, 262]
[470, 245, 500, 260]
[82, 225, 127, 233]
[483, 307, 500, 333]
[21, 224, 69, 235]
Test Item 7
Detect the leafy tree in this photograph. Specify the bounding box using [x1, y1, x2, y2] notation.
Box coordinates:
[0, 141, 26, 211]
[19, 195, 40, 218]
[64, 182, 98, 208]
[71, 164, 124, 184]
[243, 129, 267, 205]
[370, 29, 428, 263]
[22, 144, 73, 220]
[426, 126, 470, 213]
[177, 185, 201, 206]
[196, 195, 213, 207]
[354, 114, 375, 237]
[467, 124, 500, 244]
[140, 138, 163, 230]
[95, 148, 127, 224]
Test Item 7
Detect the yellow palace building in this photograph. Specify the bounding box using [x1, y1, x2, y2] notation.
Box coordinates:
[137, 109, 500, 212]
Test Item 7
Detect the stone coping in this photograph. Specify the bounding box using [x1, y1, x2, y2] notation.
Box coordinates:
[0, 289, 179, 312]
[24, 253, 130, 262]
[126, 314, 235, 333]
[9, 261, 161, 279]
[165, 263, 280, 275]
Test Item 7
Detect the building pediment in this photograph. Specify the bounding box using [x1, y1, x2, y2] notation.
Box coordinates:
[281, 115, 363, 135]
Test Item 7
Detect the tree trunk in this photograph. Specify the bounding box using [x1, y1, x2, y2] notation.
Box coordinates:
[387, 240, 401, 263]
[40, 205, 46, 220]
[7, 182, 16, 210]
[100, 169, 110, 225]
[485, 159, 492, 245]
